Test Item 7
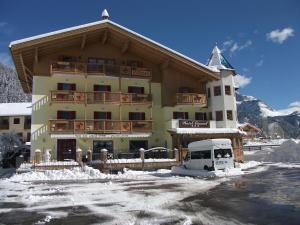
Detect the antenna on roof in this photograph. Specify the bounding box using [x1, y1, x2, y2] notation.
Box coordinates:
[101, 9, 109, 20]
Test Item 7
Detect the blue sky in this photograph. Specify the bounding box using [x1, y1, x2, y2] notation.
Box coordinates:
[0, 0, 299, 109]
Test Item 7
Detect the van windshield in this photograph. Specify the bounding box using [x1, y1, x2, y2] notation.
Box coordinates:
[214, 149, 232, 158]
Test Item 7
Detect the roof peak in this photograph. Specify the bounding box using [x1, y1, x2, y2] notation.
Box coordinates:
[101, 9, 109, 20]
[207, 44, 234, 70]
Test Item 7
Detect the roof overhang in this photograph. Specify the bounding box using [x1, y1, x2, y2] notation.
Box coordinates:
[10, 20, 220, 93]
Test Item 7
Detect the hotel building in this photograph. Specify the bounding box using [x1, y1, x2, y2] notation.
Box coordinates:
[9, 10, 244, 161]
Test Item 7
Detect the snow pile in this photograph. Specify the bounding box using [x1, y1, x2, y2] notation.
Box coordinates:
[237, 161, 262, 169]
[172, 167, 243, 178]
[171, 161, 262, 178]
[9, 166, 108, 182]
[264, 140, 300, 162]
[36, 161, 79, 166]
[269, 162, 300, 168]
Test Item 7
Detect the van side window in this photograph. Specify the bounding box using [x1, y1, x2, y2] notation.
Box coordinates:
[191, 150, 211, 159]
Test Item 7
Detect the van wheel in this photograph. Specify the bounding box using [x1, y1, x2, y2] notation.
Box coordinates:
[204, 165, 209, 171]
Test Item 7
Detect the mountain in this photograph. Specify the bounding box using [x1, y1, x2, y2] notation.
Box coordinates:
[0, 63, 31, 103]
[236, 93, 300, 138]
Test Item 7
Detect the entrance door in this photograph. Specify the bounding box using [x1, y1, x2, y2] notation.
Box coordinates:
[57, 139, 76, 161]
[93, 141, 113, 160]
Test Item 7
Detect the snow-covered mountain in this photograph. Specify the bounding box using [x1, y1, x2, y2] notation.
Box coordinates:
[237, 93, 300, 138]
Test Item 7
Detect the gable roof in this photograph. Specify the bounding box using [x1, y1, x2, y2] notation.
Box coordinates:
[9, 19, 220, 93]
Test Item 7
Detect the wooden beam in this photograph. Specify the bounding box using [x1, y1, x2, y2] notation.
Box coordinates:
[19, 54, 31, 92]
[34, 47, 38, 64]
[25, 66, 34, 77]
[101, 30, 108, 45]
[81, 34, 86, 49]
[160, 59, 170, 71]
[121, 40, 130, 54]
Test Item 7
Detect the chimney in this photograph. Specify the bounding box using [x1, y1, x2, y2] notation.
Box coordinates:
[101, 9, 109, 20]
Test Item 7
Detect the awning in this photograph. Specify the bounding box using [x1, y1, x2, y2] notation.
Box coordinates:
[50, 133, 152, 139]
[168, 128, 246, 135]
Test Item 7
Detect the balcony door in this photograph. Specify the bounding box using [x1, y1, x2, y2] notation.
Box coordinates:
[94, 85, 111, 92]
[57, 83, 76, 90]
[57, 111, 76, 120]
[129, 112, 145, 120]
[57, 139, 76, 161]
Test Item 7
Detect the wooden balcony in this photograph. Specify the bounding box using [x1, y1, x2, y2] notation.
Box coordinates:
[50, 61, 152, 79]
[175, 93, 207, 106]
[50, 91, 86, 103]
[50, 90, 152, 105]
[49, 120, 153, 134]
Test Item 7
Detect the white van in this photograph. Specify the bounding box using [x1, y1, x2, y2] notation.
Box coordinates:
[183, 139, 234, 171]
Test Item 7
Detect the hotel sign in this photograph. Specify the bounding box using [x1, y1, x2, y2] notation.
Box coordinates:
[178, 120, 208, 128]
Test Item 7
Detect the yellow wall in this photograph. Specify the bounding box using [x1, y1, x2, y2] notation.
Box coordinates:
[0, 115, 31, 142]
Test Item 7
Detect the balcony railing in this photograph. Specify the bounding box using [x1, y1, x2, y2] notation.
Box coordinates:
[50, 90, 152, 105]
[50, 62, 152, 79]
[176, 93, 207, 106]
[49, 120, 153, 134]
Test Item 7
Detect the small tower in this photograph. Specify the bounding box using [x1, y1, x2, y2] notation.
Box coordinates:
[101, 9, 109, 20]
[206, 44, 238, 129]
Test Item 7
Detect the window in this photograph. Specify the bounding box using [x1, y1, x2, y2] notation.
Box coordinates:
[14, 118, 20, 124]
[94, 85, 111, 92]
[0, 117, 9, 129]
[214, 86, 221, 96]
[214, 149, 232, 158]
[59, 55, 78, 62]
[195, 112, 207, 121]
[208, 112, 213, 120]
[57, 83, 76, 91]
[88, 58, 115, 65]
[178, 87, 193, 93]
[94, 112, 112, 120]
[173, 112, 188, 119]
[207, 88, 211, 98]
[129, 112, 145, 120]
[26, 132, 31, 142]
[129, 140, 148, 154]
[24, 116, 31, 129]
[191, 150, 211, 159]
[225, 85, 231, 95]
[93, 141, 114, 160]
[128, 86, 144, 94]
[57, 111, 76, 119]
[215, 111, 223, 121]
[126, 60, 143, 67]
[227, 110, 233, 120]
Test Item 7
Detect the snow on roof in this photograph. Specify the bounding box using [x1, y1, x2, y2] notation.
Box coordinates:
[207, 45, 234, 70]
[169, 128, 246, 135]
[0, 103, 32, 116]
[9, 20, 218, 73]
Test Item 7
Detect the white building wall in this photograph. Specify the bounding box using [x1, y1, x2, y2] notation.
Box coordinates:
[207, 69, 238, 129]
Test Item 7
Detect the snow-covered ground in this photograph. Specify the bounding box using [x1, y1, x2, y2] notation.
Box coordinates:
[1, 167, 232, 224]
